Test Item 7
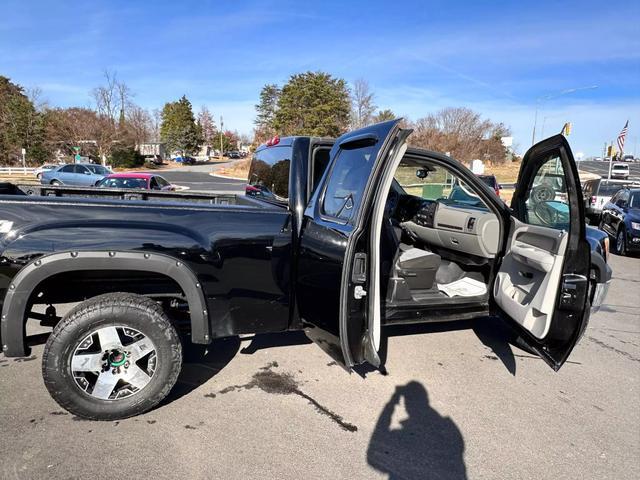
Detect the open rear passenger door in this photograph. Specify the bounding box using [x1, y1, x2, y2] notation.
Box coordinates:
[493, 134, 591, 370]
[297, 120, 409, 369]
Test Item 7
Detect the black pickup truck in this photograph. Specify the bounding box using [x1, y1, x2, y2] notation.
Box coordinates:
[0, 120, 611, 419]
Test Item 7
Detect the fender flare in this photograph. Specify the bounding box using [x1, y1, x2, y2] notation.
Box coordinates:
[1, 250, 210, 357]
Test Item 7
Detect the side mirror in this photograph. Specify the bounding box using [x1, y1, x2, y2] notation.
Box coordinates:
[616, 199, 627, 208]
[416, 168, 429, 179]
[84, 171, 91, 175]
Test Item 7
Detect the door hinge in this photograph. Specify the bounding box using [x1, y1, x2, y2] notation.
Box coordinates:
[354, 286, 367, 299]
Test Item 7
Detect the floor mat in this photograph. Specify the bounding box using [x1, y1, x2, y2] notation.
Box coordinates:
[437, 277, 487, 297]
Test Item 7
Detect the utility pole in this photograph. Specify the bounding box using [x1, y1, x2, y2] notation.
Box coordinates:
[219, 116, 224, 161]
[608, 142, 613, 180]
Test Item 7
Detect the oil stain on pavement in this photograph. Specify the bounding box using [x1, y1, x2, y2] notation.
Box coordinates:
[207, 363, 358, 432]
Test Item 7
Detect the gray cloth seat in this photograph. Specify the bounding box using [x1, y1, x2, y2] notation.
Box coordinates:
[394, 245, 441, 290]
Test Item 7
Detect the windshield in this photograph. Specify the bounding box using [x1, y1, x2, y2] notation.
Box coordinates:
[394, 164, 489, 210]
[599, 182, 627, 196]
[97, 177, 148, 189]
[86, 165, 110, 175]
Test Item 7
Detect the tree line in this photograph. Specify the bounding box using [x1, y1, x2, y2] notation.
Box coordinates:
[255, 71, 513, 164]
[0, 72, 243, 168]
[1, 69, 514, 167]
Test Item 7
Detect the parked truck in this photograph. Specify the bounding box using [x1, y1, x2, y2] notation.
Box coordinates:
[0, 120, 611, 420]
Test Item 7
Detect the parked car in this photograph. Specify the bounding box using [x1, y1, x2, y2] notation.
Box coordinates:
[173, 156, 196, 165]
[582, 178, 640, 223]
[599, 187, 640, 255]
[621, 154, 635, 163]
[0, 122, 610, 420]
[476, 174, 501, 197]
[611, 163, 630, 179]
[228, 151, 241, 159]
[40, 163, 111, 186]
[97, 173, 175, 191]
[33, 164, 59, 179]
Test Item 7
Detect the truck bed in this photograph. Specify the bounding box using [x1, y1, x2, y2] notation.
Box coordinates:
[0, 183, 260, 207]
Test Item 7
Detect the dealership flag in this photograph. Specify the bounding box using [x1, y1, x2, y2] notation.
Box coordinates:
[617, 120, 629, 154]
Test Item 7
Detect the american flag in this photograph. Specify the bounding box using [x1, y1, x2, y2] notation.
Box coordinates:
[617, 120, 629, 154]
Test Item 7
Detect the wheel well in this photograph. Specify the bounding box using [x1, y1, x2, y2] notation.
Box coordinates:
[30, 270, 186, 305]
[27, 270, 191, 334]
[2, 251, 210, 357]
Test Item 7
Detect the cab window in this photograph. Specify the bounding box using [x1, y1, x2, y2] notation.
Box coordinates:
[248, 146, 291, 202]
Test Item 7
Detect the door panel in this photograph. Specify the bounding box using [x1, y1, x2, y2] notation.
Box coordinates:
[494, 134, 590, 370]
[495, 221, 568, 339]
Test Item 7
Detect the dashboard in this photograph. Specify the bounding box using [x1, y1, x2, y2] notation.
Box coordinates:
[391, 194, 500, 259]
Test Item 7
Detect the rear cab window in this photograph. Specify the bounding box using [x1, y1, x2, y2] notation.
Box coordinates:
[248, 145, 292, 206]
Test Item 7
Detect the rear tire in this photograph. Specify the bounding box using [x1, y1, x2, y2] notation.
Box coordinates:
[42, 293, 182, 420]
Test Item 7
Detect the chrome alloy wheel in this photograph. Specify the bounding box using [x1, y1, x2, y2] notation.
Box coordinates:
[70, 326, 158, 400]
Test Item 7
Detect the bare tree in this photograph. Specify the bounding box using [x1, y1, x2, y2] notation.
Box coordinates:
[26, 86, 49, 112]
[197, 106, 217, 145]
[150, 108, 162, 142]
[125, 105, 153, 146]
[410, 107, 511, 164]
[91, 70, 120, 124]
[351, 79, 377, 129]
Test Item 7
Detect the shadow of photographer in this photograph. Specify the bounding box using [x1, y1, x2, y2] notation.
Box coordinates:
[367, 381, 467, 480]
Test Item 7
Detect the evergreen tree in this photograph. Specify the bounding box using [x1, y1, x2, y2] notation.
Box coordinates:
[160, 95, 202, 155]
[0, 76, 48, 164]
[254, 84, 280, 142]
[272, 72, 351, 137]
[373, 109, 396, 123]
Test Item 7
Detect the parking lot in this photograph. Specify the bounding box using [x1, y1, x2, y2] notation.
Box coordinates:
[0, 252, 638, 479]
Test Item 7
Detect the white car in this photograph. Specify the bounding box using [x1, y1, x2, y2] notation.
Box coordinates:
[611, 163, 630, 179]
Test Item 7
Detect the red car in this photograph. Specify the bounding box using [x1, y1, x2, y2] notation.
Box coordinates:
[96, 173, 175, 191]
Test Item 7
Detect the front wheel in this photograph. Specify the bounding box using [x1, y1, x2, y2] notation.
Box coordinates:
[616, 228, 627, 256]
[51, 180, 61, 186]
[42, 293, 182, 420]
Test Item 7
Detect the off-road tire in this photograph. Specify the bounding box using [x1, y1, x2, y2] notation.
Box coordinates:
[42, 292, 182, 420]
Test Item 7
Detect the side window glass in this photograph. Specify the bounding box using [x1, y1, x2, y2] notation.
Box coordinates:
[311, 147, 331, 195]
[322, 145, 376, 221]
[61, 165, 74, 173]
[74, 165, 88, 174]
[156, 177, 168, 188]
[523, 154, 570, 230]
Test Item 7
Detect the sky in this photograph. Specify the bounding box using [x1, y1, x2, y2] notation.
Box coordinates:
[1, 0, 639, 156]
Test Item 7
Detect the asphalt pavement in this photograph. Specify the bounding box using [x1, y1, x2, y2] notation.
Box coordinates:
[150, 161, 246, 193]
[578, 160, 640, 181]
[1, 251, 638, 479]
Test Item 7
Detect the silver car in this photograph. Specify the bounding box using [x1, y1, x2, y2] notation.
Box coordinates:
[41, 163, 111, 186]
